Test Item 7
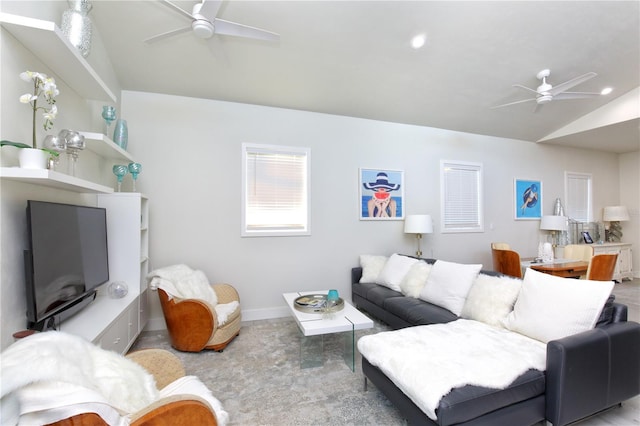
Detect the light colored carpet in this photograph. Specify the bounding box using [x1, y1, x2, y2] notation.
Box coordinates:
[131, 315, 404, 425]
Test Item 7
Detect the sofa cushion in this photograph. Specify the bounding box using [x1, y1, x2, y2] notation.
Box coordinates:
[359, 255, 388, 283]
[503, 268, 614, 343]
[419, 260, 483, 316]
[461, 273, 521, 328]
[384, 297, 457, 325]
[366, 285, 403, 307]
[399, 261, 432, 298]
[352, 281, 378, 299]
[377, 254, 418, 292]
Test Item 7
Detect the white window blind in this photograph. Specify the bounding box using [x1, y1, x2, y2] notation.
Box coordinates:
[441, 160, 483, 233]
[565, 172, 592, 222]
[242, 144, 310, 236]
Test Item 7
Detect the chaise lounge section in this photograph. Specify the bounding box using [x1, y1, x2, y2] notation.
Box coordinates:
[352, 255, 640, 426]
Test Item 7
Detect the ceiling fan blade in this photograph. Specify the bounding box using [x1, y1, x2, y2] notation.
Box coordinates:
[549, 72, 597, 96]
[491, 98, 536, 109]
[513, 84, 539, 94]
[199, 0, 223, 21]
[214, 18, 280, 42]
[160, 0, 195, 20]
[554, 92, 601, 100]
[144, 26, 192, 44]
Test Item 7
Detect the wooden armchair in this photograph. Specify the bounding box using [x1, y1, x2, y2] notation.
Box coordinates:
[158, 283, 241, 352]
[21, 349, 222, 426]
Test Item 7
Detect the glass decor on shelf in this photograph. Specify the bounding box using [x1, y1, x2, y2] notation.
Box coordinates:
[101, 105, 116, 136]
[113, 119, 128, 150]
[128, 162, 141, 191]
[61, 0, 93, 57]
[112, 164, 128, 192]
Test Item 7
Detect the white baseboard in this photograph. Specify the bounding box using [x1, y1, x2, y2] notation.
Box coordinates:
[142, 306, 290, 331]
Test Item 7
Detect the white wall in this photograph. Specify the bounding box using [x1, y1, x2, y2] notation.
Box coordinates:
[120, 90, 625, 327]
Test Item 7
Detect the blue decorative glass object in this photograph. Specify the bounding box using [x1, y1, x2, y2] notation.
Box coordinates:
[113, 119, 128, 150]
[128, 162, 142, 192]
[327, 289, 339, 302]
[112, 164, 128, 192]
[101, 105, 116, 136]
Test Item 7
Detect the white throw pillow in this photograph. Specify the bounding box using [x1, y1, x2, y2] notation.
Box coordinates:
[359, 255, 388, 283]
[377, 253, 418, 292]
[419, 260, 482, 315]
[461, 273, 522, 328]
[503, 268, 614, 343]
[399, 262, 432, 298]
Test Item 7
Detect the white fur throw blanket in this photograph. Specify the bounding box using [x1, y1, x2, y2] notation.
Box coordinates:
[0, 331, 228, 426]
[147, 264, 218, 306]
[357, 319, 546, 421]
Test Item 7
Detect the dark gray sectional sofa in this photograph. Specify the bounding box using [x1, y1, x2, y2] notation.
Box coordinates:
[352, 259, 640, 426]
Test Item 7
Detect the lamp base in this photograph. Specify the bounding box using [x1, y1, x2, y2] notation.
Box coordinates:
[415, 234, 422, 258]
[606, 221, 623, 242]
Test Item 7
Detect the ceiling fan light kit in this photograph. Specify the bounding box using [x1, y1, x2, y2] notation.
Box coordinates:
[146, 0, 280, 44]
[492, 68, 602, 110]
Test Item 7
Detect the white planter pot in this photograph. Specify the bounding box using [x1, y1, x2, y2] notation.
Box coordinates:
[19, 148, 49, 169]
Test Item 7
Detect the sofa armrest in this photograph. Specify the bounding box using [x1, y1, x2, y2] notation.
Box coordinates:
[352, 267, 363, 284]
[546, 321, 640, 426]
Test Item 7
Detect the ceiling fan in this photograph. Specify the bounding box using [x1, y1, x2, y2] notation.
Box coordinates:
[145, 0, 280, 44]
[492, 69, 600, 111]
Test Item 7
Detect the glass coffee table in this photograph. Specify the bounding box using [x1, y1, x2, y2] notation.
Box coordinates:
[283, 291, 374, 371]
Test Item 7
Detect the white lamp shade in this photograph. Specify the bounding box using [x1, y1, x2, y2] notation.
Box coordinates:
[603, 206, 630, 222]
[404, 214, 433, 234]
[540, 215, 568, 231]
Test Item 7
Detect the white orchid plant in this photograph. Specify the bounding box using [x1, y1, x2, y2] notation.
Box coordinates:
[2, 71, 61, 155]
[20, 70, 59, 149]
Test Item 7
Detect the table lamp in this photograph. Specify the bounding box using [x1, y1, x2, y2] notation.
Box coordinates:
[404, 214, 433, 257]
[540, 215, 568, 248]
[603, 206, 629, 242]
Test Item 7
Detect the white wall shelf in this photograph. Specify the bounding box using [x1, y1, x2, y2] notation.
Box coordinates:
[0, 12, 117, 103]
[0, 167, 113, 193]
[80, 132, 134, 162]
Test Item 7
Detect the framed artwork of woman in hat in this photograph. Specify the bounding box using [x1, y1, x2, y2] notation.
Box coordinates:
[359, 169, 404, 220]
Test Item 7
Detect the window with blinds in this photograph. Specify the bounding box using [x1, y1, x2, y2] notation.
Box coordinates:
[565, 172, 592, 222]
[440, 160, 483, 233]
[242, 143, 310, 236]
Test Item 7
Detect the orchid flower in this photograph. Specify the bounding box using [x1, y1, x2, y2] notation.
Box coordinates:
[19, 70, 59, 149]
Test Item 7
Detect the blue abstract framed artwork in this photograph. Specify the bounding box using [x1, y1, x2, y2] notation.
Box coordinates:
[514, 178, 542, 220]
[359, 168, 404, 220]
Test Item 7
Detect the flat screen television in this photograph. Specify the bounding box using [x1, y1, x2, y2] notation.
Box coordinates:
[24, 200, 109, 330]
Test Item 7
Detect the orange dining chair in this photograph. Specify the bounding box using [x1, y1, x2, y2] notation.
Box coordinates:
[491, 248, 523, 279]
[586, 253, 618, 281]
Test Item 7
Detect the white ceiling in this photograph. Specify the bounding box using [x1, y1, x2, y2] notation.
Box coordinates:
[89, 1, 640, 153]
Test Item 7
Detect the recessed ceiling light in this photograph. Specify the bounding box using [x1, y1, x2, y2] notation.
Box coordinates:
[601, 87, 613, 95]
[411, 33, 426, 49]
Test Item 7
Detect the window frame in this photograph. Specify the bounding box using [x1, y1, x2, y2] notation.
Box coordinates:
[564, 171, 592, 223]
[440, 160, 484, 233]
[241, 143, 311, 237]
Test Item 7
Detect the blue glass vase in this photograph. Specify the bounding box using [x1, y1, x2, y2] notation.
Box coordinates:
[113, 119, 128, 150]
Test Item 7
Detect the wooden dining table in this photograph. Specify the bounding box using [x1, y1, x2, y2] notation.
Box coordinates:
[525, 260, 589, 278]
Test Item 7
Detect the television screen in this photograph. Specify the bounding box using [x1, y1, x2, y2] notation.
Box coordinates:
[25, 201, 109, 328]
